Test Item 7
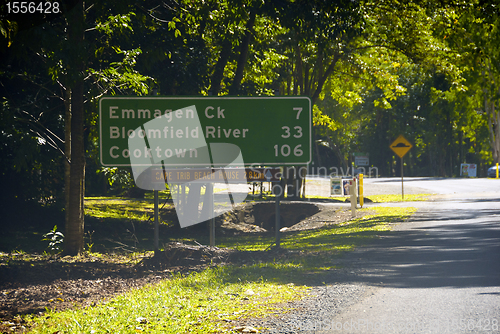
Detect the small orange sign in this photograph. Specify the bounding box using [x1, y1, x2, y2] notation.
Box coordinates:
[390, 135, 413, 158]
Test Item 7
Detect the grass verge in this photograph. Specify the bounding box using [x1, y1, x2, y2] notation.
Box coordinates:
[25, 206, 416, 333]
[316, 193, 432, 203]
[24, 266, 307, 334]
[218, 207, 417, 252]
[247, 193, 432, 203]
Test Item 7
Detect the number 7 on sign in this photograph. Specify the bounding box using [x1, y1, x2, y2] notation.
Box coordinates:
[294, 107, 302, 119]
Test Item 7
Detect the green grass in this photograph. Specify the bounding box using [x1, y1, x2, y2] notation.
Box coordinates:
[85, 197, 174, 221]
[24, 206, 417, 333]
[85, 190, 228, 222]
[363, 193, 432, 203]
[250, 193, 433, 203]
[25, 267, 309, 333]
[218, 206, 417, 252]
[319, 193, 432, 203]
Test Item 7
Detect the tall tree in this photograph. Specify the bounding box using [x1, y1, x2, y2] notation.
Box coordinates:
[1, 0, 153, 254]
[64, 1, 86, 254]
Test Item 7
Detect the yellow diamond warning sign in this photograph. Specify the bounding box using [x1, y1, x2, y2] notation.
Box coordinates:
[390, 135, 413, 158]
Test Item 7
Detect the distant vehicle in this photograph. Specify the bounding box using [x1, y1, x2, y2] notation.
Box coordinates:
[487, 164, 499, 178]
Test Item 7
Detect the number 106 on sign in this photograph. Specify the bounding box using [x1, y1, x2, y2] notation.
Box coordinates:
[274, 144, 303, 157]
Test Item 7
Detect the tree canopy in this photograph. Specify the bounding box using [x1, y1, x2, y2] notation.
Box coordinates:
[1, 0, 499, 253]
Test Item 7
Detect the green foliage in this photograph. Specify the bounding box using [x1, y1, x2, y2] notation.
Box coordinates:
[313, 105, 339, 131]
[41, 225, 65, 253]
[3, 0, 500, 212]
[95, 13, 135, 35]
[97, 167, 135, 192]
[0, 86, 66, 204]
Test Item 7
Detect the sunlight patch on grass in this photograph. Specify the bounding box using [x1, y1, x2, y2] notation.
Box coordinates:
[218, 234, 275, 252]
[219, 206, 416, 253]
[84, 197, 174, 221]
[310, 193, 432, 203]
[365, 194, 432, 203]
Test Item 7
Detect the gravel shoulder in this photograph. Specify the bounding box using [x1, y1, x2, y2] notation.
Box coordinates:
[252, 221, 407, 334]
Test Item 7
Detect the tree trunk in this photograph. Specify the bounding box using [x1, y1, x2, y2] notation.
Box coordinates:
[210, 38, 232, 96]
[64, 2, 85, 255]
[311, 53, 341, 105]
[496, 103, 500, 163]
[486, 99, 500, 164]
[229, 11, 256, 96]
[309, 47, 323, 96]
[65, 82, 85, 255]
[484, 63, 500, 164]
[293, 37, 303, 95]
[64, 88, 71, 231]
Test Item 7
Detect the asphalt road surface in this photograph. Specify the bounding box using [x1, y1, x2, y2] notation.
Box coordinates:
[284, 177, 500, 333]
[363, 176, 500, 197]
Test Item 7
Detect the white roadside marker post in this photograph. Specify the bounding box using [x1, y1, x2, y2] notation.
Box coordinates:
[350, 177, 357, 218]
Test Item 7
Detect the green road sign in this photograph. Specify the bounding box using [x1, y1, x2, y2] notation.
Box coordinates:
[99, 96, 311, 167]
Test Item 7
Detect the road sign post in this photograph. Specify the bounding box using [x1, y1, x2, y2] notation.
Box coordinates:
[390, 135, 413, 201]
[208, 183, 215, 247]
[401, 157, 404, 200]
[154, 190, 159, 255]
[275, 189, 281, 248]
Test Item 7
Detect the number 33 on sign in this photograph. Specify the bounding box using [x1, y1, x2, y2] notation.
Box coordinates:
[274, 107, 304, 157]
[6, 2, 61, 14]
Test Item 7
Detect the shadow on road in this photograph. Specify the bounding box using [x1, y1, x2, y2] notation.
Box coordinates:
[333, 208, 500, 289]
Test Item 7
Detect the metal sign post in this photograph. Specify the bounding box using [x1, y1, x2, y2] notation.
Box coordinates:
[154, 190, 159, 255]
[275, 188, 281, 248]
[390, 135, 413, 202]
[401, 157, 404, 200]
[153, 168, 281, 247]
[208, 183, 215, 247]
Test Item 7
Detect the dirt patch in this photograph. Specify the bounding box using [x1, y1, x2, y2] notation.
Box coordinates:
[0, 204, 369, 333]
[221, 201, 321, 232]
[283, 204, 373, 231]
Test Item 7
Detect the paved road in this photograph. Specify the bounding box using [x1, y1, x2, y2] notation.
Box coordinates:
[296, 178, 500, 333]
[363, 177, 500, 196]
